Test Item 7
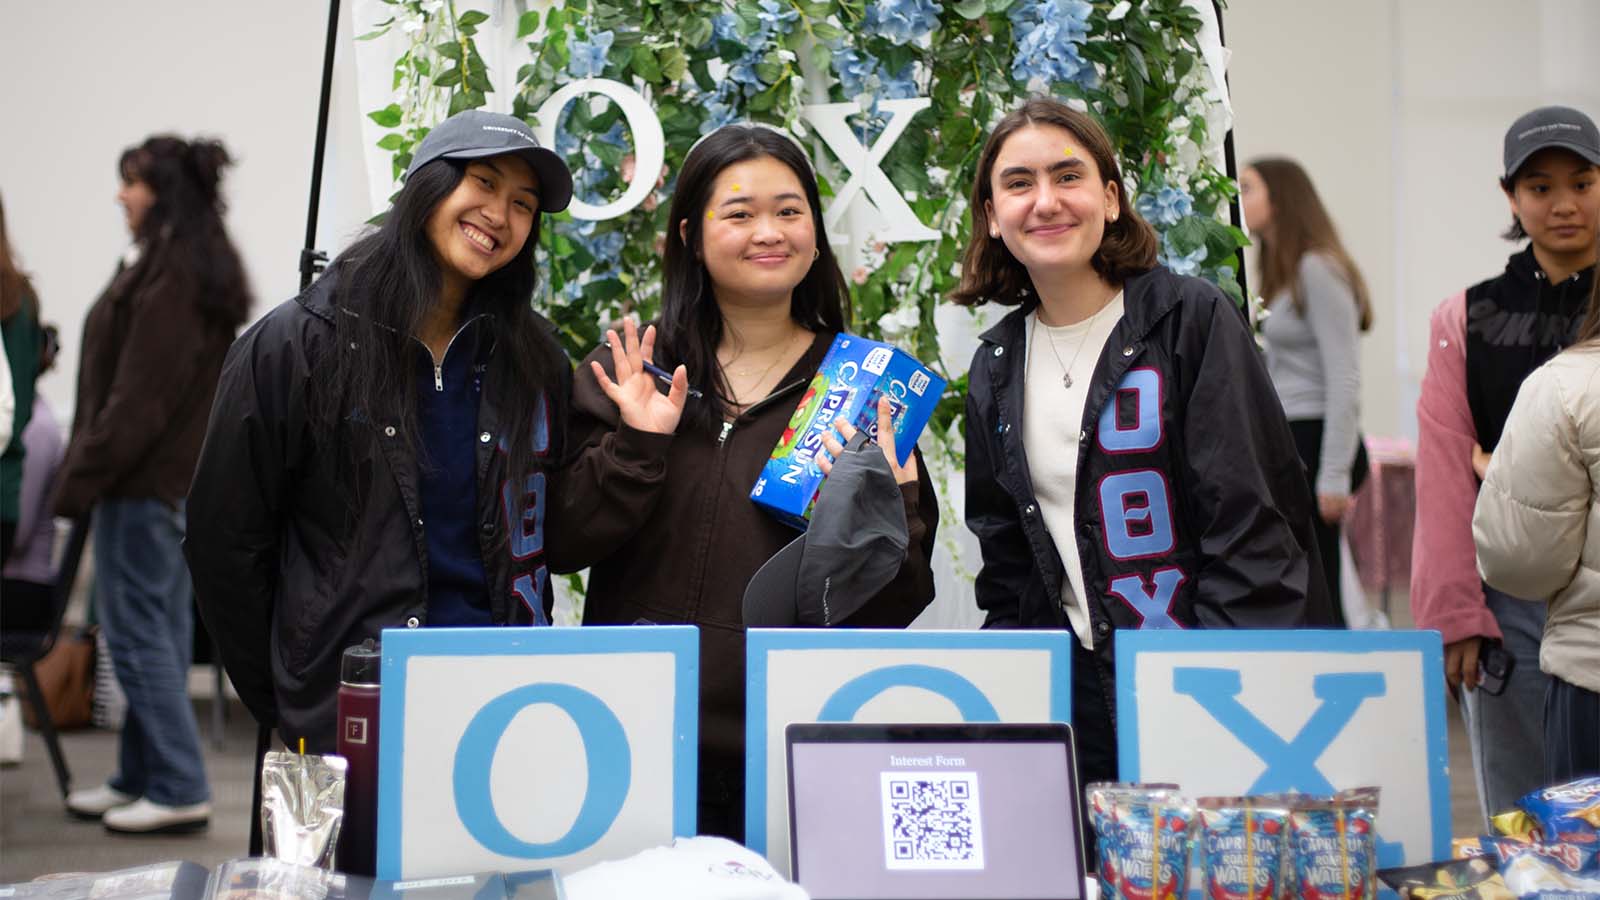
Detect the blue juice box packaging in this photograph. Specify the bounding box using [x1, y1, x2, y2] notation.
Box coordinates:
[750, 333, 946, 529]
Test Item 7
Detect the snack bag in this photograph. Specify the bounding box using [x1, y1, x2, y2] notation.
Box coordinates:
[1485, 837, 1600, 897]
[1515, 777, 1600, 846]
[1453, 837, 1490, 859]
[1196, 797, 1289, 900]
[1087, 783, 1180, 900]
[1377, 856, 1513, 899]
[1291, 798, 1378, 900]
[1112, 793, 1197, 900]
[1491, 810, 1539, 841]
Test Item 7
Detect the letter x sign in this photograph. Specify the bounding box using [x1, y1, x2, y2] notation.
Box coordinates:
[801, 99, 940, 245]
[1114, 630, 1452, 869]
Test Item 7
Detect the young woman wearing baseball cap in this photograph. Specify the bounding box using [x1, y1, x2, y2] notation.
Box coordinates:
[1412, 104, 1599, 825]
[186, 111, 576, 768]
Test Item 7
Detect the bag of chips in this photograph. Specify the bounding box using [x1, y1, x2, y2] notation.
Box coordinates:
[1376, 856, 1513, 899]
[1514, 777, 1600, 846]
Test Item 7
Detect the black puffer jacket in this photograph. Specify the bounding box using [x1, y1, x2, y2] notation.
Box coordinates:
[185, 270, 570, 751]
[965, 265, 1325, 704]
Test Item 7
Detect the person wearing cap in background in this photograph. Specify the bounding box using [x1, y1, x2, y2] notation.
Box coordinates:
[1411, 105, 1599, 825]
[186, 110, 576, 766]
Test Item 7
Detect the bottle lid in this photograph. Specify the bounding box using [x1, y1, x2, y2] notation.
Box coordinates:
[340, 638, 382, 686]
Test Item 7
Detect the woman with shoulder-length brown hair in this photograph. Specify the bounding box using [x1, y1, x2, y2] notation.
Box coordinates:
[956, 97, 1325, 800]
[1240, 157, 1373, 626]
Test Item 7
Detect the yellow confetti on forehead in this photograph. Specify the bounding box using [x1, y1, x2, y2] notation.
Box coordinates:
[731, 184, 741, 191]
[706, 210, 716, 220]
[1064, 147, 1074, 156]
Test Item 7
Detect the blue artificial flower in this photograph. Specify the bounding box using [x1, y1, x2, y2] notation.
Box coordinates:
[833, 49, 918, 111]
[863, 0, 941, 46]
[1137, 186, 1194, 227]
[1008, 0, 1095, 87]
[755, 0, 799, 37]
[567, 30, 614, 78]
[1160, 233, 1208, 277]
[713, 12, 741, 43]
[834, 48, 876, 99]
[588, 229, 626, 263]
[700, 93, 741, 134]
[878, 61, 919, 99]
[727, 55, 767, 89]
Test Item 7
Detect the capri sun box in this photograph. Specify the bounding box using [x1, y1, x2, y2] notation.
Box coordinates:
[751, 333, 946, 530]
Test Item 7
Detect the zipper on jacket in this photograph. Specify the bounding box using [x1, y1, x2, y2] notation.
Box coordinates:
[717, 421, 733, 446]
[416, 315, 487, 393]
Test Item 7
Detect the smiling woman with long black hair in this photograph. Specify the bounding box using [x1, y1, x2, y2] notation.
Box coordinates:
[184, 112, 575, 786]
[552, 124, 938, 839]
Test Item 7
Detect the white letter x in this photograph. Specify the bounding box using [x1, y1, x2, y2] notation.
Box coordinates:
[801, 98, 939, 245]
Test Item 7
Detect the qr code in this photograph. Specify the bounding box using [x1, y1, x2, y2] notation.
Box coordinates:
[880, 771, 985, 870]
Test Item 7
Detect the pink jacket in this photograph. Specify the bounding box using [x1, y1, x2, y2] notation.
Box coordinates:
[1410, 293, 1501, 644]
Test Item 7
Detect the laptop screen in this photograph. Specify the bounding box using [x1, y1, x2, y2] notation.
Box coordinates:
[786, 723, 1086, 900]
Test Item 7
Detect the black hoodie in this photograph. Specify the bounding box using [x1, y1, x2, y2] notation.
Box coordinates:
[1464, 246, 1594, 451]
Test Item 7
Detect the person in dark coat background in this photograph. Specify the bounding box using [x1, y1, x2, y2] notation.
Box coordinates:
[57, 135, 252, 834]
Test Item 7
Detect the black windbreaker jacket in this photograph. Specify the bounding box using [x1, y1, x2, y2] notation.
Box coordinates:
[184, 270, 570, 751]
[965, 265, 1325, 702]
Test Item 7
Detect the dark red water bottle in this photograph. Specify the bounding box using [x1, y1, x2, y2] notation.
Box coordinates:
[335, 639, 381, 875]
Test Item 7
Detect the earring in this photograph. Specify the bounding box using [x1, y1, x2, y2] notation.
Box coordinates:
[812, 248, 820, 261]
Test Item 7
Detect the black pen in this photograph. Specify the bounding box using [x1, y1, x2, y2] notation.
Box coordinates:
[602, 341, 704, 398]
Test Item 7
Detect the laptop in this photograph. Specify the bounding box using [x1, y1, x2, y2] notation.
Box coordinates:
[786, 722, 1087, 900]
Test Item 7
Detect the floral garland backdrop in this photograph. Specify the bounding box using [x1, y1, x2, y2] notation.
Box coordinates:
[360, 0, 1243, 605]
[362, 0, 1243, 408]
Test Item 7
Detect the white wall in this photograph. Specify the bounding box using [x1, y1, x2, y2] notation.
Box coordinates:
[0, 0, 359, 415]
[1227, 0, 1600, 441]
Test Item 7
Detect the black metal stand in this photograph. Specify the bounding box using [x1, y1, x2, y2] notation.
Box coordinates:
[1212, 0, 1248, 300]
[300, 0, 342, 291]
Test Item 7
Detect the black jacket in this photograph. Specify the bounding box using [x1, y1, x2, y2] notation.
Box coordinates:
[965, 266, 1324, 700]
[185, 271, 570, 751]
[1464, 246, 1593, 452]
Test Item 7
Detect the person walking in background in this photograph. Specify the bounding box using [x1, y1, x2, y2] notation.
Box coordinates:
[1, 191, 45, 565]
[553, 124, 938, 840]
[1412, 105, 1598, 824]
[1239, 158, 1372, 627]
[2, 325, 64, 633]
[55, 135, 253, 833]
[953, 98, 1323, 819]
[1474, 246, 1600, 784]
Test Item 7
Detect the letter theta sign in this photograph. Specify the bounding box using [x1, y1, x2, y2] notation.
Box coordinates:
[1115, 630, 1450, 869]
[746, 629, 1072, 876]
[376, 626, 698, 879]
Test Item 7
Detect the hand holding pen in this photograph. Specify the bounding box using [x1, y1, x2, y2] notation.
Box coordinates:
[592, 318, 693, 436]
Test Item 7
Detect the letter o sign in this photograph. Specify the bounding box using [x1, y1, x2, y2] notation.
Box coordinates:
[452, 682, 631, 858]
[817, 664, 1001, 722]
[531, 78, 666, 221]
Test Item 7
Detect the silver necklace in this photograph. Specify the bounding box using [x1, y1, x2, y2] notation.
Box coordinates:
[1039, 298, 1110, 389]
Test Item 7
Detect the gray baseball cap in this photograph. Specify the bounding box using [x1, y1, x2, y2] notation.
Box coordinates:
[1503, 106, 1600, 180]
[743, 432, 910, 628]
[404, 109, 574, 213]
